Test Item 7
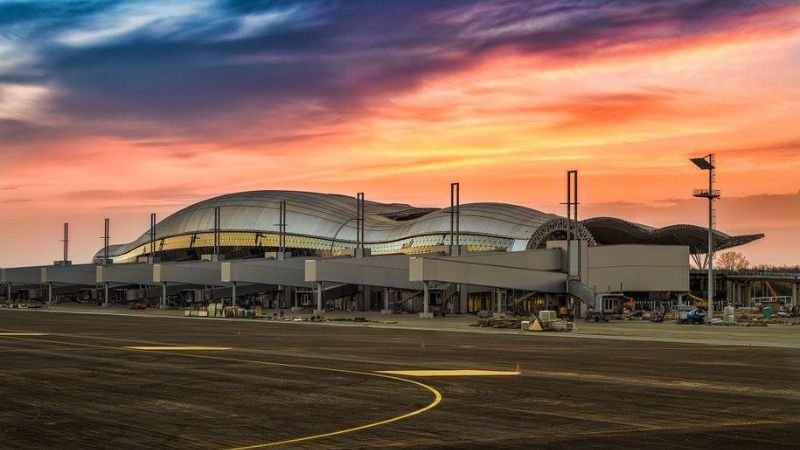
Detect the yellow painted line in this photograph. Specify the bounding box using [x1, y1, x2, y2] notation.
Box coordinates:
[377, 369, 521, 377]
[124, 346, 231, 351]
[227, 373, 441, 450]
[0, 332, 48, 336]
[1, 334, 443, 448]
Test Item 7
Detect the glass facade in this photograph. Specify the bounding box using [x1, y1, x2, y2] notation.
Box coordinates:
[110, 231, 513, 263]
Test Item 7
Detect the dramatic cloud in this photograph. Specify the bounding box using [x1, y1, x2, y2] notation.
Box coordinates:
[2, 0, 796, 141]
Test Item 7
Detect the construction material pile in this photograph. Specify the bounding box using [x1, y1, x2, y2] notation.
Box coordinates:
[475, 314, 521, 329]
[524, 311, 575, 332]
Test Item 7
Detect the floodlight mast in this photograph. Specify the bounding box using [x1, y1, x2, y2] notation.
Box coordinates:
[691, 153, 720, 322]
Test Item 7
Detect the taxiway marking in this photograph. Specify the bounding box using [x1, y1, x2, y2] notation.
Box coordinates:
[377, 369, 521, 377]
[0, 333, 443, 449]
[124, 346, 231, 351]
[0, 332, 48, 336]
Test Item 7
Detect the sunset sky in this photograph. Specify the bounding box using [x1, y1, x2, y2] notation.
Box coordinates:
[1, 0, 799, 266]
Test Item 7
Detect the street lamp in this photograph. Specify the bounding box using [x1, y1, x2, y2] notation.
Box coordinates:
[691, 153, 720, 322]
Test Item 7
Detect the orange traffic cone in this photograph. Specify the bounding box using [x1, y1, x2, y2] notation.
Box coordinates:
[420, 339, 426, 349]
[515, 362, 521, 374]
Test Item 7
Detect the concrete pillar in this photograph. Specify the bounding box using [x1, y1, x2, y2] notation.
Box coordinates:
[419, 281, 433, 318]
[291, 288, 301, 311]
[495, 288, 504, 314]
[231, 281, 237, 307]
[424, 282, 429, 314]
[459, 287, 468, 315]
[792, 282, 798, 307]
[161, 282, 168, 307]
[103, 282, 109, 307]
[744, 282, 752, 306]
[314, 282, 324, 315]
[381, 287, 393, 314]
[6, 283, 11, 301]
[47, 283, 53, 304]
[362, 285, 371, 311]
[576, 299, 587, 319]
[725, 280, 731, 303]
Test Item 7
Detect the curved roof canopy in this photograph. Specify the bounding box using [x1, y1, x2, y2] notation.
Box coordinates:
[96, 190, 763, 262]
[581, 217, 764, 254]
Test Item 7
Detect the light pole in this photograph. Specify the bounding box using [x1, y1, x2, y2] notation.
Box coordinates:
[690, 154, 720, 322]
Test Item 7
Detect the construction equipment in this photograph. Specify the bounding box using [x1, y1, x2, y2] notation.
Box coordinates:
[593, 293, 637, 319]
[678, 307, 705, 324]
[623, 296, 636, 312]
[686, 293, 707, 310]
[765, 281, 782, 301]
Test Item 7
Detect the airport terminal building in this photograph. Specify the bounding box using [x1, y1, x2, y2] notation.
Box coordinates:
[94, 191, 761, 264]
[2, 190, 775, 316]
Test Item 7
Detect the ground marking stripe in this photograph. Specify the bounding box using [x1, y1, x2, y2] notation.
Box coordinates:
[124, 346, 231, 351]
[377, 369, 520, 377]
[0, 334, 443, 449]
[0, 332, 48, 336]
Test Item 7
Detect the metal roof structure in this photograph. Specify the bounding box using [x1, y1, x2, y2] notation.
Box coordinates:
[581, 217, 765, 254]
[95, 190, 764, 263]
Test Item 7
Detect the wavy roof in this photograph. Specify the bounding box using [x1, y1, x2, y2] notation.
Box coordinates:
[99, 190, 763, 258]
[581, 217, 764, 253]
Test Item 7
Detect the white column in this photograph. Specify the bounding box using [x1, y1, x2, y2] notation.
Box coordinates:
[459, 287, 468, 315]
[231, 281, 237, 307]
[381, 287, 394, 315]
[419, 281, 431, 318]
[315, 282, 323, 314]
[103, 283, 109, 306]
[726, 280, 731, 304]
[496, 288, 503, 314]
[792, 282, 798, 307]
[161, 282, 168, 307]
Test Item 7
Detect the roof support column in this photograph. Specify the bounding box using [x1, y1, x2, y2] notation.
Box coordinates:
[725, 280, 731, 304]
[231, 281, 237, 307]
[47, 283, 53, 305]
[419, 281, 433, 319]
[496, 288, 504, 314]
[459, 288, 468, 315]
[314, 282, 324, 315]
[291, 288, 301, 311]
[6, 283, 11, 301]
[792, 282, 798, 307]
[745, 282, 752, 306]
[161, 282, 168, 307]
[103, 282, 109, 307]
[381, 287, 393, 315]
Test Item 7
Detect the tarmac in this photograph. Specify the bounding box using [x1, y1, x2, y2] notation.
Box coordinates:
[1, 308, 798, 449]
[30, 304, 800, 348]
